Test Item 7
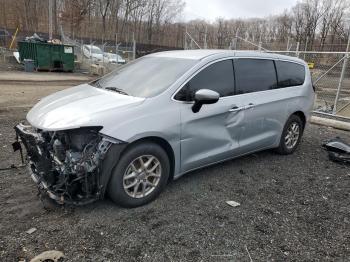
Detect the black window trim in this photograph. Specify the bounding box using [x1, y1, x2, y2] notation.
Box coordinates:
[273, 60, 279, 88]
[233, 58, 279, 95]
[232, 59, 237, 95]
[274, 59, 306, 88]
[172, 57, 236, 102]
[172, 57, 306, 103]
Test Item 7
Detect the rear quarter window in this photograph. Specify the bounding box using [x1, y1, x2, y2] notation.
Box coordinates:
[275, 61, 305, 88]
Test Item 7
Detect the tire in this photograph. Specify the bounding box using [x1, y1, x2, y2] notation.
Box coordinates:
[107, 142, 170, 208]
[276, 115, 304, 155]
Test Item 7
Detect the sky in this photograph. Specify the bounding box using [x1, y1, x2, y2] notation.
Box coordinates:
[182, 0, 299, 21]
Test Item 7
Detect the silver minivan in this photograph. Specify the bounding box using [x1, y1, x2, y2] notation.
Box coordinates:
[15, 50, 314, 207]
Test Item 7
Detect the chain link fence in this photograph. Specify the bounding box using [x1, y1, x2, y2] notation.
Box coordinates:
[228, 36, 350, 119]
[60, 26, 135, 75]
[264, 51, 350, 119]
[185, 31, 350, 119]
[0, 47, 7, 62]
[189, 34, 350, 120]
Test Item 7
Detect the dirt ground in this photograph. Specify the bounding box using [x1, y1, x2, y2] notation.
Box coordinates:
[0, 71, 349, 261]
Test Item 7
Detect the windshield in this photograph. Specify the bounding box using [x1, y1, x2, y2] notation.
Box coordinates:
[92, 56, 197, 98]
[91, 48, 103, 54]
[106, 53, 121, 59]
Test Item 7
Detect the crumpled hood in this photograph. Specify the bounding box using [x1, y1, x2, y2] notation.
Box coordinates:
[27, 84, 145, 131]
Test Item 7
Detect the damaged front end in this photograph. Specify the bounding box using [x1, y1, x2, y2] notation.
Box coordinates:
[14, 123, 123, 205]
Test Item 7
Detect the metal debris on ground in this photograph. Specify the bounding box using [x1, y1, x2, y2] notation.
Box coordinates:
[25, 228, 37, 234]
[24, 33, 46, 43]
[226, 200, 241, 207]
[323, 137, 350, 164]
[13, 52, 20, 63]
[30, 250, 64, 262]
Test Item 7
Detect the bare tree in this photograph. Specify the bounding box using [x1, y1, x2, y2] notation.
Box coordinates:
[98, 0, 112, 42]
[2, 0, 350, 51]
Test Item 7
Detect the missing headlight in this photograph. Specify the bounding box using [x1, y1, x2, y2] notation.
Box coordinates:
[14, 124, 117, 205]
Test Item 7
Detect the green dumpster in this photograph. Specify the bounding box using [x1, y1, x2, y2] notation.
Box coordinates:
[18, 41, 74, 72]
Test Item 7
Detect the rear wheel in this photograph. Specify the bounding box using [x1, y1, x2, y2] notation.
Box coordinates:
[107, 142, 170, 207]
[276, 115, 304, 155]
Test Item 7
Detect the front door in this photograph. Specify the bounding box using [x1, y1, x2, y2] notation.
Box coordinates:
[174, 59, 245, 172]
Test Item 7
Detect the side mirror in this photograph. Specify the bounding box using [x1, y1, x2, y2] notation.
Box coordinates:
[192, 89, 220, 113]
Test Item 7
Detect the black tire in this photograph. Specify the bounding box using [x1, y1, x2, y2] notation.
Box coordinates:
[276, 115, 304, 155]
[107, 142, 170, 208]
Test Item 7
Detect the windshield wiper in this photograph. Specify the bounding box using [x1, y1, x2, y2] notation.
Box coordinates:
[104, 87, 129, 96]
[91, 80, 102, 88]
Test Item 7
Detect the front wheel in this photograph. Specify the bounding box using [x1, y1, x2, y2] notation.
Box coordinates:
[276, 115, 304, 155]
[107, 142, 170, 207]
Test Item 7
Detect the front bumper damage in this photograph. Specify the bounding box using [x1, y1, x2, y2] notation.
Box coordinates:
[14, 123, 125, 205]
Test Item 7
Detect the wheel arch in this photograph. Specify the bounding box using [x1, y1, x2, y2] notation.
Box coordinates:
[291, 111, 306, 129]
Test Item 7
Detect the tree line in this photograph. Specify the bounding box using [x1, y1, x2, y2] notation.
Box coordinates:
[0, 0, 349, 51]
[186, 0, 350, 51]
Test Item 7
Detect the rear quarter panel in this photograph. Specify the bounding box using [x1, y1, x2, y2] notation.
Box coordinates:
[273, 62, 315, 146]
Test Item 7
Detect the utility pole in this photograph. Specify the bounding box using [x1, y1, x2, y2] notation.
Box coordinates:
[102, 42, 106, 66]
[184, 26, 188, 50]
[258, 34, 262, 51]
[132, 32, 136, 60]
[115, 33, 118, 54]
[235, 27, 240, 50]
[49, 0, 53, 40]
[296, 42, 300, 58]
[204, 25, 208, 49]
[304, 36, 309, 60]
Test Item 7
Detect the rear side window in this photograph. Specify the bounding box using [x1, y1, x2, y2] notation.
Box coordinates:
[275, 61, 305, 87]
[234, 59, 277, 94]
[175, 60, 234, 101]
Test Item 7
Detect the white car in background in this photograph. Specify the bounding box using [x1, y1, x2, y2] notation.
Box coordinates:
[82, 45, 104, 62]
[103, 52, 126, 64]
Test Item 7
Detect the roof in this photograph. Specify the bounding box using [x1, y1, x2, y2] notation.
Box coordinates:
[148, 49, 305, 64]
[149, 49, 230, 60]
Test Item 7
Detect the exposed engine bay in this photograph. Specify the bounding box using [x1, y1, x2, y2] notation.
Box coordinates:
[14, 123, 122, 205]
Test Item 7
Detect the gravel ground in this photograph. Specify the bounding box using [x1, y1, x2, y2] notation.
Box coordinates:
[0, 75, 349, 261]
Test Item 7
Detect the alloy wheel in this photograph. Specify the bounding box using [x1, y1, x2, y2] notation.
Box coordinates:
[285, 122, 300, 149]
[123, 155, 162, 199]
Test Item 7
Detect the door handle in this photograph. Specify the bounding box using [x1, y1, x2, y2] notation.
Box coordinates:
[244, 103, 255, 110]
[229, 106, 244, 112]
[229, 103, 255, 112]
